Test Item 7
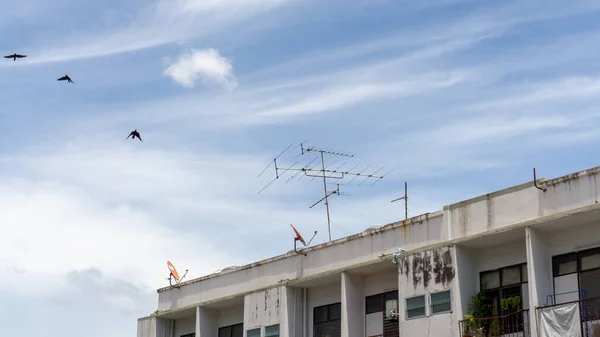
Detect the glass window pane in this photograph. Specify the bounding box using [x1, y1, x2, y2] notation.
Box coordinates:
[502, 266, 521, 286]
[219, 327, 232, 337]
[581, 252, 600, 271]
[553, 253, 577, 276]
[431, 291, 451, 306]
[366, 294, 383, 314]
[481, 271, 500, 290]
[406, 296, 425, 310]
[247, 329, 260, 337]
[314, 306, 328, 323]
[265, 325, 279, 337]
[521, 264, 528, 283]
[384, 290, 398, 302]
[328, 303, 341, 321]
[232, 324, 243, 337]
[431, 291, 451, 314]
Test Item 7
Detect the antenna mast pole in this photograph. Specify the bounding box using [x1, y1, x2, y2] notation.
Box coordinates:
[258, 142, 394, 242]
[391, 181, 408, 220]
[319, 151, 333, 241]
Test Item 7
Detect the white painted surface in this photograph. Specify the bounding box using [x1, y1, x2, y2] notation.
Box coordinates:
[554, 274, 579, 304]
[453, 245, 475, 322]
[363, 270, 398, 297]
[473, 239, 527, 277]
[174, 316, 195, 337]
[138, 317, 156, 337]
[217, 306, 244, 329]
[365, 312, 383, 337]
[197, 307, 217, 337]
[526, 226, 553, 337]
[341, 272, 364, 337]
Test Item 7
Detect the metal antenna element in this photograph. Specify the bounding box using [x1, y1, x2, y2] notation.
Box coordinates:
[390, 181, 408, 220]
[258, 142, 393, 242]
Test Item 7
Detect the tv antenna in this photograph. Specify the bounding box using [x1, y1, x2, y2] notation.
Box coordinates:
[390, 181, 408, 220]
[258, 142, 393, 241]
[290, 224, 318, 256]
[166, 260, 189, 289]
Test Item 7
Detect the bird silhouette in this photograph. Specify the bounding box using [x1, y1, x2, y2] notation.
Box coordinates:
[126, 129, 143, 142]
[57, 75, 74, 83]
[4, 53, 26, 61]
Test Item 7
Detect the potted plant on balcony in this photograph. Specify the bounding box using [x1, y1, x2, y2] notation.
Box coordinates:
[463, 291, 492, 337]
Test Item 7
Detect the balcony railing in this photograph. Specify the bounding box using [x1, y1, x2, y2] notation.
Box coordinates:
[535, 295, 600, 337]
[458, 309, 530, 337]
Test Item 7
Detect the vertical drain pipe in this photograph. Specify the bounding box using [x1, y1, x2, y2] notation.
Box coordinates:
[303, 288, 308, 337]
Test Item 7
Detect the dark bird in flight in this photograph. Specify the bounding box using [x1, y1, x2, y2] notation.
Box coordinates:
[4, 53, 26, 61]
[57, 74, 74, 83]
[126, 129, 142, 142]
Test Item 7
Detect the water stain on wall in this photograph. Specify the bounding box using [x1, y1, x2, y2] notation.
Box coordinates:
[399, 246, 455, 289]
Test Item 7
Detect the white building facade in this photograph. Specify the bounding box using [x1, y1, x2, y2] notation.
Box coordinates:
[137, 166, 600, 337]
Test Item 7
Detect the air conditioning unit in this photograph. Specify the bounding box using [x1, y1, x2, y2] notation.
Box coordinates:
[385, 299, 399, 320]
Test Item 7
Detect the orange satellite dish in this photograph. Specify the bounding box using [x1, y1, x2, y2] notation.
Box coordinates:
[290, 224, 307, 246]
[167, 260, 180, 281]
[290, 224, 318, 256]
[166, 260, 189, 289]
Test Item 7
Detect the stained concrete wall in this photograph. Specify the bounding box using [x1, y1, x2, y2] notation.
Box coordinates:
[197, 307, 217, 337]
[397, 246, 457, 337]
[454, 246, 475, 322]
[245, 287, 284, 330]
[138, 317, 157, 337]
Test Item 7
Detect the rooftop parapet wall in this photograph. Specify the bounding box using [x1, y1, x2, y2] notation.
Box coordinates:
[157, 211, 445, 312]
[155, 165, 600, 314]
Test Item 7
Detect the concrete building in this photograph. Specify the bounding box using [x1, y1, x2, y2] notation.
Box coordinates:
[137, 166, 600, 337]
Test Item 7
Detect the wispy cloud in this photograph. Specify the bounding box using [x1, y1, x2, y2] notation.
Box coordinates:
[164, 48, 238, 89]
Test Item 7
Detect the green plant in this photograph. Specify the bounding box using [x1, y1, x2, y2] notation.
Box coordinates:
[500, 296, 521, 314]
[463, 292, 493, 336]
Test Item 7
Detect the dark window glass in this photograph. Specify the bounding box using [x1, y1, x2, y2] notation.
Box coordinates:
[384, 290, 399, 302]
[329, 303, 341, 321]
[314, 305, 328, 324]
[553, 253, 578, 277]
[366, 294, 383, 314]
[219, 327, 231, 337]
[232, 324, 243, 337]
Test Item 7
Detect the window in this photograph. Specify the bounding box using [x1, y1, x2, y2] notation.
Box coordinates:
[406, 295, 426, 319]
[365, 290, 398, 314]
[247, 329, 260, 337]
[480, 263, 528, 315]
[430, 290, 451, 314]
[313, 303, 341, 337]
[265, 325, 279, 337]
[553, 248, 600, 320]
[181, 334, 195, 337]
[219, 323, 243, 337]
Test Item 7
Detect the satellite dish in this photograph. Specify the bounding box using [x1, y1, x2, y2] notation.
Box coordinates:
[166, 260, 189, 289]
[290, 224, 317, 256]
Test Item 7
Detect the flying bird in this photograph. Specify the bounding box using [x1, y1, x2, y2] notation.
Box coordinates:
[4, 53, 26, 61]
[126, 129, 143, 142]
[57, 75, 74, 83]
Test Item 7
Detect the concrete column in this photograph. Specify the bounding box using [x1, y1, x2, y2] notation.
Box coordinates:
[196, 306, 217, 337]
[525, 226, 553, 337]
[281, 286, 304, 337]
[341, 271, 365, 337]
[453, 245, 476, 336]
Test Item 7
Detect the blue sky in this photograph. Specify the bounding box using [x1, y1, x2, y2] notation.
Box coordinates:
[2, 0, 600, 335]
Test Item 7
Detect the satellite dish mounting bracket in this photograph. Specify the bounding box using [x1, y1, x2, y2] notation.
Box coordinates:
[166, 260, 189, 289]
[291, 224, 317, 256]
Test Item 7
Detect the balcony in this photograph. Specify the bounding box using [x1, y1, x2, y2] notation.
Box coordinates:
[458, 309, 530, 337]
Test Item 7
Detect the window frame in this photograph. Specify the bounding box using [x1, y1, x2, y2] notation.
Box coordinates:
[313, 302, 342, 324]
[265, 324, 279, 337]
[479, 263, 528, 315]
[429, 289, 452, 315]
[180, 334, 195, 337]
[405, 295, 426, 320]
[365, 290, 399, 315]
[219, 323, 244, 337]
[246, 328, 260, 337]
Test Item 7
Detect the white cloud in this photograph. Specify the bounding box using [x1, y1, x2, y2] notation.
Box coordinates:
[164, 48, 238, 89]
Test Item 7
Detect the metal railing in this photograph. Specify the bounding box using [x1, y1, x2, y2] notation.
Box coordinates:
[459, 309, 530, 337]
[535, 296, 600, 337]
